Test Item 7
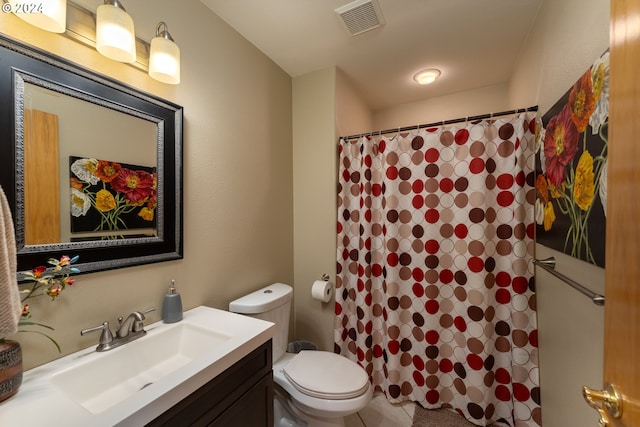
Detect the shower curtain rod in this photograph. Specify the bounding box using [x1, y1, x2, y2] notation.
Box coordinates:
[340, 105, 539, 141]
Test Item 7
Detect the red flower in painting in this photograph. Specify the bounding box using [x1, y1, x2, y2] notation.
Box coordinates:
[543, 105, 579, 187]
[568, 70, 595, 132]
[95, 160, 122, 183]
[110, 168, 155, 205]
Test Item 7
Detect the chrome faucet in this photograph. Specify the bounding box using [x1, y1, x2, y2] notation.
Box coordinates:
[81, 308, 155, 352]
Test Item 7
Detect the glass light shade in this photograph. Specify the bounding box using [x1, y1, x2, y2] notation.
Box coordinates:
[413, 69, 441, 85]
[96, 3, 136, 63]
[149, 37, 181, 84]
[9, 0, 67, 33]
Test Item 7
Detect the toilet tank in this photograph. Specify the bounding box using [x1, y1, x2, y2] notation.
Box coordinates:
[229, 283, 292, 362]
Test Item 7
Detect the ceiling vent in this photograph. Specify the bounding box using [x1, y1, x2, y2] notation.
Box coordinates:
[335, 0, 385, 37]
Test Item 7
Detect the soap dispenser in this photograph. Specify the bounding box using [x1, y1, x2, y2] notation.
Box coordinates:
[162, 279, 183, 323]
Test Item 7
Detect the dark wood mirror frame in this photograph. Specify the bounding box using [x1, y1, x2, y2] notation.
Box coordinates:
[0, 34, 183, 278]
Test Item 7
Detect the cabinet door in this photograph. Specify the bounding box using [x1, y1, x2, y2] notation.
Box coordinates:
[207, 373, 274, 427]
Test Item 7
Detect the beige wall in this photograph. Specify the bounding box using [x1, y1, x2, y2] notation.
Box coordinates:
[508, 1, 610, 426]
[373, 83, 509, 130]
[2, 0, 293, 370]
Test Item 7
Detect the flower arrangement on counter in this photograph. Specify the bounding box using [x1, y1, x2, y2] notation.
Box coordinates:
[11, 255, 80, 352]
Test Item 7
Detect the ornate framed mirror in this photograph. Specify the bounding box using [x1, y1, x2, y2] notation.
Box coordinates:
[0, 34, 183, 277]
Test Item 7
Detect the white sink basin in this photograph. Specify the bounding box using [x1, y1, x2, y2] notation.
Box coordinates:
[50, 323, 231, 414]
[0, 306, 275, 427]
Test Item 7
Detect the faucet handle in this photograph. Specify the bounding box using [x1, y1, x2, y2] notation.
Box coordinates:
[81, 321, 114, 351]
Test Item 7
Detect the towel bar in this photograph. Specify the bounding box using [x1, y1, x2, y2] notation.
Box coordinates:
[533, 257, 605, 306]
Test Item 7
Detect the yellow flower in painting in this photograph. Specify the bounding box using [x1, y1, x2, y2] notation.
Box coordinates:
[543, 202, 556, 231]
[138, 207, 155, 221]
[573, 151, 595, 211]
[95, 189, 116, 212]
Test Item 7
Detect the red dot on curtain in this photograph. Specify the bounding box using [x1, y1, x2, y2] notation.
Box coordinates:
[413, 355, 425, 371]
[496, 272, 511, 287]
[497, 191, 515, 206]
[412, 268, 425, 282]
[469, 158, 485, 173]
[388, 340, 400, 354]
[412, 179, 424, 193]
[440, 269, 454, 284]
[387, 253, 399, 266]
[497, 174, 514, 189]
[412, 195, 424, 209]
[335, 303, 342, 315]
[413, 371, 425, 386]
[496, 289, 511, 304]
[425, 329, 440, 344]
[513, 276, 529, 294]
[425, 209, 440, 223]
[466, 354, 483, 370]
[373, 344, 383, 358]
[495, 385, 512, 401]
[440, 178, 454, 193]
[426, 148, 439, 162]
[372, 183, 382, 196]
[454, 316, 467, 332]
[372, 264, 383, 276]
[516, 171, 526, 186]
[455, 224, 469, 238]
[439, 358, 454, 373]
[455, 129, 470, 145]
[426, 390, 440, 404]
[495, 368, 511, 384]
[425, 239, 440, 254]
[529, 330, 539, 347]
[379, 139, 386, 152]
[527, 223, 535, 238]
[468, 257, 484, 272]
[513, 383, 531, 402]
[425, 300, 439, 314]
[386, 166, 398, 179]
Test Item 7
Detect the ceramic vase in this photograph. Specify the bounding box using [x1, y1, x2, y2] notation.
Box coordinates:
[0, 340, 23, 402]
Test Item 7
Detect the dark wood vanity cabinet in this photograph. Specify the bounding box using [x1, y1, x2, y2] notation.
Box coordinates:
[147, 340, 274, 427]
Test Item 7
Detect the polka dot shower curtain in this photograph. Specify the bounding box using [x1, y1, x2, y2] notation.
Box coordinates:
[334, 111, 540, 427]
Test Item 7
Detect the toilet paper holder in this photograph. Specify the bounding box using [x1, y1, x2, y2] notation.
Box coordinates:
[320, 273, 330, 281]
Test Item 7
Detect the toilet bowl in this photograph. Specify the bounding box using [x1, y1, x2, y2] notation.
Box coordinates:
[229, 283, 372, 427]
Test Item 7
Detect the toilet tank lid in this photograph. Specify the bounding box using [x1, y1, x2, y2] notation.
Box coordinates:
[229, 283, 293, 314]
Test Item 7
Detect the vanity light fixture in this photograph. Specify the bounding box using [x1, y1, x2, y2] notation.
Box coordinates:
[6, 0, 67, 33]
[413, 68, 441, 85]
[96, 0, 136, 63]
[149, 22, 181, 85]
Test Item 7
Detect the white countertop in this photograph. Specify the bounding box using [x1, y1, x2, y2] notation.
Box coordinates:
[0, 306, 275, 426]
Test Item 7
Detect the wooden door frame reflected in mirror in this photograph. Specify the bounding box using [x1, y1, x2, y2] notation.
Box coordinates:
[0, 34, 184, 277]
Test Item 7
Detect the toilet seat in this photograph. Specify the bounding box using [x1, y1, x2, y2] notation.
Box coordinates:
[282, 351, 370, 399]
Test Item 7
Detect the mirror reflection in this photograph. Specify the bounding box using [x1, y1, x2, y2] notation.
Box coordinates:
[22, 83, 158, 245]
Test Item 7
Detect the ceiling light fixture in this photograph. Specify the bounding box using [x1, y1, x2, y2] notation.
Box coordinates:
[149, 22, 181, 85]
[96, 0, 136, 63]
[7, 0, 67, 33]
[413, 68, 441, 85]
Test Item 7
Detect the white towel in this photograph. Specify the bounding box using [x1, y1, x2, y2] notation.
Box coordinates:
[0, 185, 21, 337]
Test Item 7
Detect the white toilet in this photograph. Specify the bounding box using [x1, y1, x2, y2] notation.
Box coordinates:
[229, 283, 373, 427]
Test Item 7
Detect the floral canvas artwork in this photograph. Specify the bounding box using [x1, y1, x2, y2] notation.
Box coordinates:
[535, 50, 609, 267]
[69, 156, 157, 235]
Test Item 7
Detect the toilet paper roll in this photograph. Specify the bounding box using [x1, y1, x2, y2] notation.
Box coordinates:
[311, 280, 333, 303]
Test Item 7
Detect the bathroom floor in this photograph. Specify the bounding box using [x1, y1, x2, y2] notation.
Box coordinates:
[345, 392, 416, 427]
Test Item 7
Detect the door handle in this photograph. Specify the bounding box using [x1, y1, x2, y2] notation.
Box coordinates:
[583, 383, 623, 427]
